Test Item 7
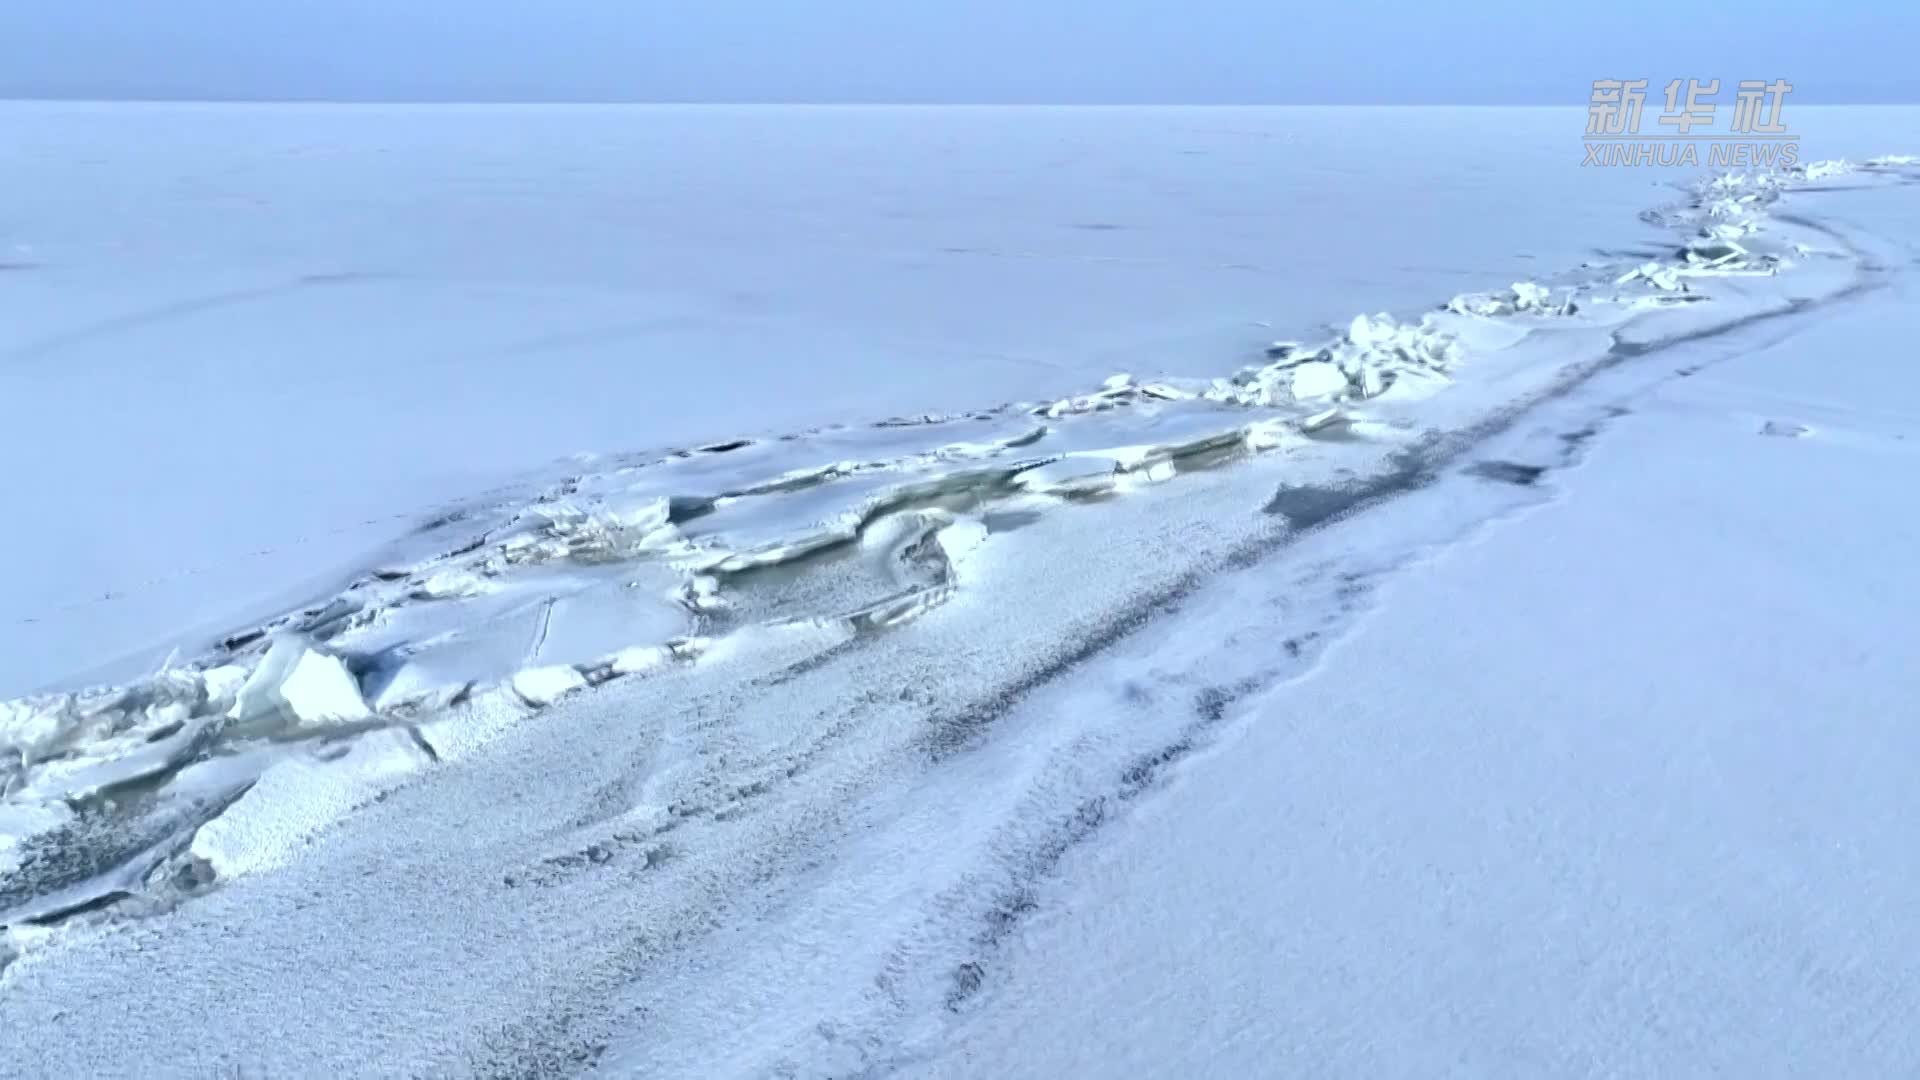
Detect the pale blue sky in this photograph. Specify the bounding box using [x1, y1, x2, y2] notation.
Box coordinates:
[0, 0, 1911, 104]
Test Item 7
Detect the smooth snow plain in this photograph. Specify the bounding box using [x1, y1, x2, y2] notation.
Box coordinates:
[921, 181, 1920, 1080]
[3, 104, 1920, 1076]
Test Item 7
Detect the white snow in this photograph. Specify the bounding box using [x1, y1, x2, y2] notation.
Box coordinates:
[0, 103, 1698, 700]
[919, 191, 1920, 1078]
[3, 102, 1920, 1076]
[189, 728, 435, 881]
[931, 515, 990, 568]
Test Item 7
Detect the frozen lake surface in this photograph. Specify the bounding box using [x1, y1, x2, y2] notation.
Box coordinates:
[0, 103, 1698, 695]
[921, 182, 1920, 1080]
[4, 104, 1920, 1077]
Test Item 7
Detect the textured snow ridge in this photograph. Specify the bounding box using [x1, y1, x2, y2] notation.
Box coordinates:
[0, 157, 1907, 935]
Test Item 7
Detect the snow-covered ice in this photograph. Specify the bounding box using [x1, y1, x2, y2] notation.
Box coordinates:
[0, 103, 1698, 699]
[917, 186, 1920, 1080]
[4, 103, 1920, 1076]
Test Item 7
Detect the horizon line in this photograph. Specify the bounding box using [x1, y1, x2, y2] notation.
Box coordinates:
[5, 96, 1920, 108]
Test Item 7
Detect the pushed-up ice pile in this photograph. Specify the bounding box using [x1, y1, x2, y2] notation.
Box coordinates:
[1, 157, 1901, 934]
[1222, 311, 1465, 408]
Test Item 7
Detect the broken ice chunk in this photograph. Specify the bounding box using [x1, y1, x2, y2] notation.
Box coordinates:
[1446, 293, 1504, 317]
[227, 636, 371, 731]
[189, 728, 434, 880]
[1, 696, 78, 764]
[511, 665, 588, 707]
[1347, 313, 1398, 348]
[607, 646, 672, 676]
[1299, 408, 1346, 433]
[1013, 455, 1124, 495]
[1243, 418, 1295, 451]
[1290, 361, 1348, 401]
[410, 570, 488, 601]
[1443, 281, 1565, 316]
[200, 664, 249, 706]
[1138, 382, 1194, 401]
[15, 717, 216, 802]
[1616, 261, 1685, 291]
[535, 497, 682, 563]
[1357, 365, 1386, 398]
[296, 597, 363, 640]
[1682, 238, 1748, 266]
[1511, 281, 1549, 309]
